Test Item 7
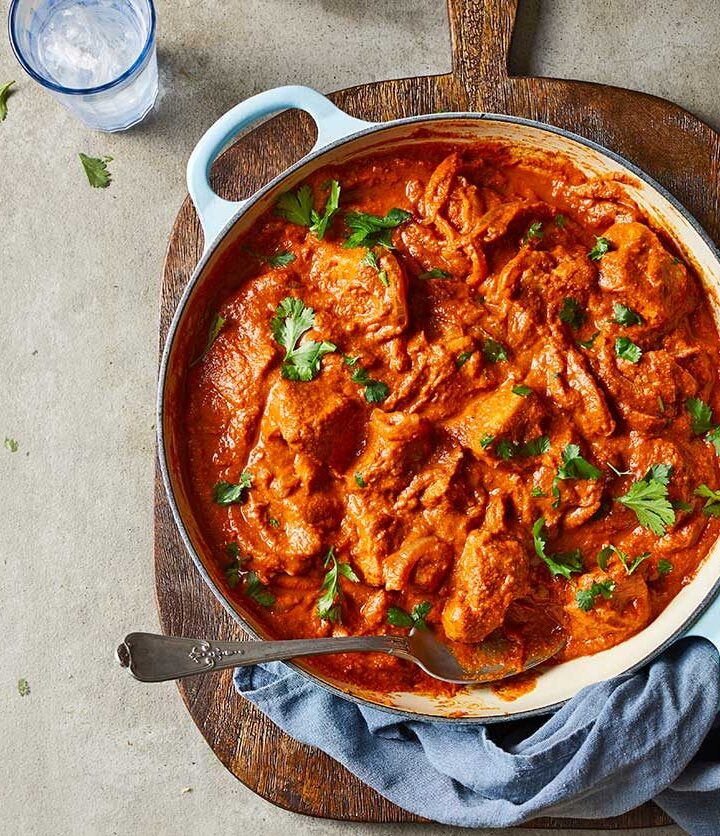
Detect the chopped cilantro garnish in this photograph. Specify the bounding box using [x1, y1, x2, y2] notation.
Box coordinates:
[418, 268, 452, 279]
[245, 571, 275, 607]
[456, 350, 474, 368]
[695, 484, 720, 517]
[559, 297, 586, 330]
[520, 435, 550, 457]
[613, 302, 643, 326]
[615, 336, 642, 363]
[192, 312, 226, 365]
[523, 221, 544, 244]
[512, 384, 533, 397]
[317, 546, 359, 622]
[588, 236, 611, 261]
[616, 468, 675, 535]
[387, 601, 432, 630]
[657, 559, 673, 576]
[354, 472, 367, 488]
[707, 426, 720, 455]
[309, 179, 341, 239]
[270, 297, 336, 381]
[213, 473, 252, 505]
[79, 153, 113, 188]
[479, 434, 495, 449]
[343, 208, 412, 249]
[597, 543, 651, 575]
[578, 331, 600, 349]
[275, 180, 341, 240]
[482, 338, 508, 363]
[552, 444, 602, 508]
[531, 486, 547, 497]
[554, 214, 566, 228]
[686, 397, 714, 436]
[576, 580, 616, 611]
[350, 366, 390, 403]
[265, 250, 296, 268]
[532, 516, 584, 580]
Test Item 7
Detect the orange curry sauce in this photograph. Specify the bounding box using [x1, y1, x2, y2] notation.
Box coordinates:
[183, 142, 720, 696]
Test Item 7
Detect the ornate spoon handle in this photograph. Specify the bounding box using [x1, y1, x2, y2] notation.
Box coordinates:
[117, 632, 410, 682]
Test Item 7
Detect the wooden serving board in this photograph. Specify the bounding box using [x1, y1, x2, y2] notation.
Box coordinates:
[156, 0, 720, 827]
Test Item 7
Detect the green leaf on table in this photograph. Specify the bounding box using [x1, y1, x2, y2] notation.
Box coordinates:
[0, 80, 16, 122]
[79, 153, 113, 188]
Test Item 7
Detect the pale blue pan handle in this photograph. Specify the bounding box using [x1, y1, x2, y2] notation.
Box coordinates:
[683, 586, 720, 652]
[187, 85, 373, 251]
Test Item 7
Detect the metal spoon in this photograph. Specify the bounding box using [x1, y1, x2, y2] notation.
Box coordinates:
[117, 629, 564, 684]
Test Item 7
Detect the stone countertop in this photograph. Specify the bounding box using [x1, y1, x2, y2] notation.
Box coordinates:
[1, 1, 718, 834]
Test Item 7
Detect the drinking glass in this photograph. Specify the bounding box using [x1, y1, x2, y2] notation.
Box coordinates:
[8, 0, 158, 132]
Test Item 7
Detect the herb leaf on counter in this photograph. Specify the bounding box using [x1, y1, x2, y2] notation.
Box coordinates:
[271, 297, 336, 381]
[559, 297, 586, 330]
[532, 517, 584, 580]
[213, 473, 252, 505]
[576, 580, 616, 611]
[588, 236, 611, 261]
[317, 546, 359, 622]
[613, 303, 643, 326]
[0, 80, 16, 122]
[695, 484, 720, 517]
[17, 677, 30, 697]
[343, 208, 412, 249]
[616, 468, 675, 535]
[79, 153, 113, 188]
[615, 336, 642, 364]
[4, 437, 18, 452]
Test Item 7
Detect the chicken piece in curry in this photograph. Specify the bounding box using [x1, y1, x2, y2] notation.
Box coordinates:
[183, 142, 720, 696]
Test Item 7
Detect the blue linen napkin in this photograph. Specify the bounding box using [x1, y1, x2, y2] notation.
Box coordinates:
[233, 638, 720, 834]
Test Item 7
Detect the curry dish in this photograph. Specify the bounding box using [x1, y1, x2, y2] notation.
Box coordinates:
[183, 141, 720, 695]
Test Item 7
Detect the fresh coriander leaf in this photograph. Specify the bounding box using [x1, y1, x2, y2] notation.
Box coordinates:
[411, 601, 432, 629]
[658, 395, 666, 413]
[532, 517, 584, 580]
[274, 184, 314, 227]
[270, 297, 336, 381]
[512, 384, 533, 397]
[554, 214, 566, 228]
[519, 435, 551, 457]
[0, 80, 16, 122]
[192, 313, 226, 365]
[377, 269, 389, 287]
[588, 236, 611, 261]
[309, 179, 340, 239]
[657, 559, 673, 576]
[496, 439, 517, 460]
[707, 426, 720, 455]
[354, 472, 367, 488]
[645, 463, 673, 485]
[686, 397, 714, 436]
[266, 250, 296, 268]
[317, 546, 358, 621]
[245, 571, 275, 607]
[531, 486, 547, 497]
[576, 580, 616, 611]
[418, 268, 452, 279]
[616, 471, 675, 535]
[268, 516, 280, 528]
[615, 336, 642, 363]
[226, 543, 241, 559]
[523, 221, 544, 244]
[695, 484, 720, 517]
[482, 338, 508, 363]
[387, 606, 414, 628]
[578, 331, 600, 349]
[673, 499, 693, 512]
[559, 297, 586, 330]
[601, 543, 651, 575]
[456, 350, 474, 368]
[557, 444, 602, 481]
[343, 354, 361, 367]
[597, 545, 613, 571]
[17, 677, 29, 697]
[479, 434, 495, 449]
[350, 365, 389, 403]
[225, 555, 243, 588]
[79, 153, 113, 188]
[213, 472, 252, 505]
[343, 208, 412, 249]
[4, 437, 18, 452]
[362, 249, 379, 270]
[613, 302, 643, 327]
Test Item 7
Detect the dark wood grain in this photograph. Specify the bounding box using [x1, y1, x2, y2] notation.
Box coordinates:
[155, 0, 720, 827]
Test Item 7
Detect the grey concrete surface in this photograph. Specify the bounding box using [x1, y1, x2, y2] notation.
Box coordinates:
[1, 1, 718, 834]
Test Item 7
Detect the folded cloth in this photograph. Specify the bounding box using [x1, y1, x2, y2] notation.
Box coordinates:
[234, 638, 720, 834]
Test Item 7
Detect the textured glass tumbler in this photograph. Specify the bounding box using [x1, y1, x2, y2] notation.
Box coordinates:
[8, 0, 158, 132]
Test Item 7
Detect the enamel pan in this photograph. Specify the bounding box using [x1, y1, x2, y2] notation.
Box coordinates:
[158, 85, 720, 722]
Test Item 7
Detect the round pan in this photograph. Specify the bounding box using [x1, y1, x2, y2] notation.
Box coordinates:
[159, 86, 720, 722]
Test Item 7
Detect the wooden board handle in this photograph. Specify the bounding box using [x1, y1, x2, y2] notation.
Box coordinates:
[446, 0, 518, 103]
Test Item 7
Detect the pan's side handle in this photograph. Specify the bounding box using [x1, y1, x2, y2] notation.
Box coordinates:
[683, 588, 720, 652]
[186, 86, 373, 251]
